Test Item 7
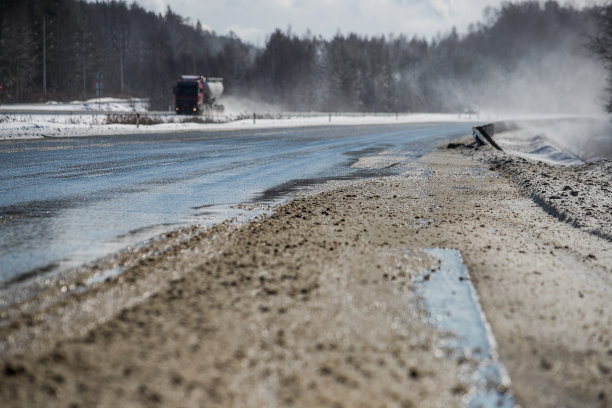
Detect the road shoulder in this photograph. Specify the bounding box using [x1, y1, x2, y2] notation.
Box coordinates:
[1, 143, 611, 407]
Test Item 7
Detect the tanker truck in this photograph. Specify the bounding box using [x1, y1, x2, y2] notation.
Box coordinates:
[173, 75, 224, 114]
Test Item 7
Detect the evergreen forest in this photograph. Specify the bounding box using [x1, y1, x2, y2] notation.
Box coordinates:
[0, 0, 608, 112]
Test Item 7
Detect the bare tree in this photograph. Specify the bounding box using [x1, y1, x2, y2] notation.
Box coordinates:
[590, 4, 612, 112]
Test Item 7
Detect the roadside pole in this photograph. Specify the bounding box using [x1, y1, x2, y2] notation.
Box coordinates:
[95, 73, 103, 111]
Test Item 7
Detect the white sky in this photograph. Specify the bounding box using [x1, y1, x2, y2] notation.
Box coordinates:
[134, 0, 603, 45]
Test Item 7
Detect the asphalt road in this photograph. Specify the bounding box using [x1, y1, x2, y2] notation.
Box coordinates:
[0, 122, 472, 289]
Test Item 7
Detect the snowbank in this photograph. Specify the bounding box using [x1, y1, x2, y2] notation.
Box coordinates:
[0, 98, 149, 113]
[451, 120, 612, 239]
[493, 117, 612, 164]
[485, 153, 612, 241]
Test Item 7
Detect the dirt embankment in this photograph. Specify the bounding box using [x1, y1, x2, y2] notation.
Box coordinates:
[1, 142, 611, 408]
[480, 152, 612, 241]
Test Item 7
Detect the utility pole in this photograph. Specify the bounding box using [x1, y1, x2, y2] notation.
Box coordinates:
[43, 17, 47, 99]
[83, 54, 87, 100]
[82, 31, 87, 101]
[96, 73, 103, 110]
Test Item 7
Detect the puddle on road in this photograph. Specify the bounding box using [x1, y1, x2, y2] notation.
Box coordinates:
[414, 247, 515, 408]
[253, 167, 398, 203]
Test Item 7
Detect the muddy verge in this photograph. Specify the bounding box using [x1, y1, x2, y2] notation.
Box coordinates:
[1, 142, 611, 408]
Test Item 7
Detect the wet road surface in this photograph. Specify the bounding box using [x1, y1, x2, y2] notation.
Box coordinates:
[0, 122, 472, 288]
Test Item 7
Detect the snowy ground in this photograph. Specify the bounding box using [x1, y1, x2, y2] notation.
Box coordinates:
[0, 97, 487, 140]
[0, 97, 150, 113]
[0, 112, 479, 140]
[493, 117, 612, 164]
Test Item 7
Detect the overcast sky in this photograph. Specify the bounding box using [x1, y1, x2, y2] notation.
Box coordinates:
[134, 0, 603, 45]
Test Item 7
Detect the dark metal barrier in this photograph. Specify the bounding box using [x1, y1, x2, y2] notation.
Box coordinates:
[473, 123, 503, 151]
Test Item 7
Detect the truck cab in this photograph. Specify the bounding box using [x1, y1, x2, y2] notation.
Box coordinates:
[173, 75, 223, 115]
[173, 78, 204, 114]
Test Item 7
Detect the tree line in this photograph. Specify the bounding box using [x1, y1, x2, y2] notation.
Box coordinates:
[0, 0, 608, 112]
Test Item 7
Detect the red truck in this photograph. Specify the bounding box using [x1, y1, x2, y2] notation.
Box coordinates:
[173, 75, 223, 114]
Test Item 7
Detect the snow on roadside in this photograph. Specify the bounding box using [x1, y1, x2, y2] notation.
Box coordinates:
[493, 117, 612, 164]
[0, 97, 149, 112]
[486, 153, 612, 241]
[451, 125, 612, 240]
[0, 111, 479, 141]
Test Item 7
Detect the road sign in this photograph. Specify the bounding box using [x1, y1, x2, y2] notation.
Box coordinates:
[95, 73, 103, 98]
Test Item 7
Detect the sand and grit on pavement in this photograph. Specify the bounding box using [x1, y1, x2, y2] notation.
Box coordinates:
[1, 136, 611, 407]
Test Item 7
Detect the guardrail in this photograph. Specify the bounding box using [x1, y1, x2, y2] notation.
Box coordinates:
[473, 123, 503, 151]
